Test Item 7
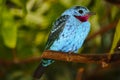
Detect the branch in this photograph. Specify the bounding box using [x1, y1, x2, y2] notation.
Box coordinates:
[0, 56, 41, 66]
[1, 50, 120, 67]
[86, 20, 118, 41]
[42, 50, 107, 63]
[106, 0, 120, 5]
[41, 50, 120, 66]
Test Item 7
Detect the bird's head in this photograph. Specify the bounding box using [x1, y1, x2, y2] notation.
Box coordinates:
[62, 6, 95, 22]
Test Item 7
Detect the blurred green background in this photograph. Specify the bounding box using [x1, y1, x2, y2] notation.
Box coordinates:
[0, 0, 120, 80]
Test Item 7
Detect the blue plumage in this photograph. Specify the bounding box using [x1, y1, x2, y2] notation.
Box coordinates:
[33, 6, 95, 79]
[49, 17, 90, 53]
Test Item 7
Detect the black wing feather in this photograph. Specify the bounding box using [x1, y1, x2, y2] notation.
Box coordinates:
[45, 15, 69, 49]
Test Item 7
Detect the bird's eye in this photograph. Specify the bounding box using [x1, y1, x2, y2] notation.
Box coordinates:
[79, 10, 83, 14]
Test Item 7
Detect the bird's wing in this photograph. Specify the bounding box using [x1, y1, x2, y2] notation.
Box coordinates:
[45, 15, 70, 49]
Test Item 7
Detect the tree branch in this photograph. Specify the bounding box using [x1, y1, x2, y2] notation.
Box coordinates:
[41, 50, 107, 63]
[86, 20, 118, 41]
[41, 50, 120, 66]
[1, 50, 120, 67]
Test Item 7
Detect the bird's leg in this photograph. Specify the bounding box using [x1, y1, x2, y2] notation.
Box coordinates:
[67, 51, 73, 61]
[68, 51, 73, 54]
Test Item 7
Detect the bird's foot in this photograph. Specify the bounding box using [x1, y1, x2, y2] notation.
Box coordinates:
[67, 51, 73, 62]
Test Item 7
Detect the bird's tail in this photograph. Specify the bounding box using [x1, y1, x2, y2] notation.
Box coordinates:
[33, 62, 47, 79]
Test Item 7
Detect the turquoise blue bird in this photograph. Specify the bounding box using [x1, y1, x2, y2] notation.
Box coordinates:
[33, 6, 95, 79]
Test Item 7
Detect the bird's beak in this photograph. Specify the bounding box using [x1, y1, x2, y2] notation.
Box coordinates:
[86, 12, 96, 16]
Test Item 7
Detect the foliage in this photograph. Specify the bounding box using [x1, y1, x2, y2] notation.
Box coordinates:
[110, 20, 120, 54]
[0, 0, 120, 80]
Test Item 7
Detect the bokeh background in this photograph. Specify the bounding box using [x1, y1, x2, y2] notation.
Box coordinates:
[0, 0, 120, 80]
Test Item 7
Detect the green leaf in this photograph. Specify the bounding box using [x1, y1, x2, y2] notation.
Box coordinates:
[111, 6, 119, 20]
[110, 20, 120, 54]
[1, 9, 17, 48]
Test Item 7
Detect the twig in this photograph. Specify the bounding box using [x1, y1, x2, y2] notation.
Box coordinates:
[86, 21, 118, 41]
[1, 50, 120, 67]
[76, 68, 84, 80]
[12, 48, 19, 63]
[105, 0, 120, 5]
[0, 56, 41, 66]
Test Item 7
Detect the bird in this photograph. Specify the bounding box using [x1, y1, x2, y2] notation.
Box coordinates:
[33, 6, 95, 79]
